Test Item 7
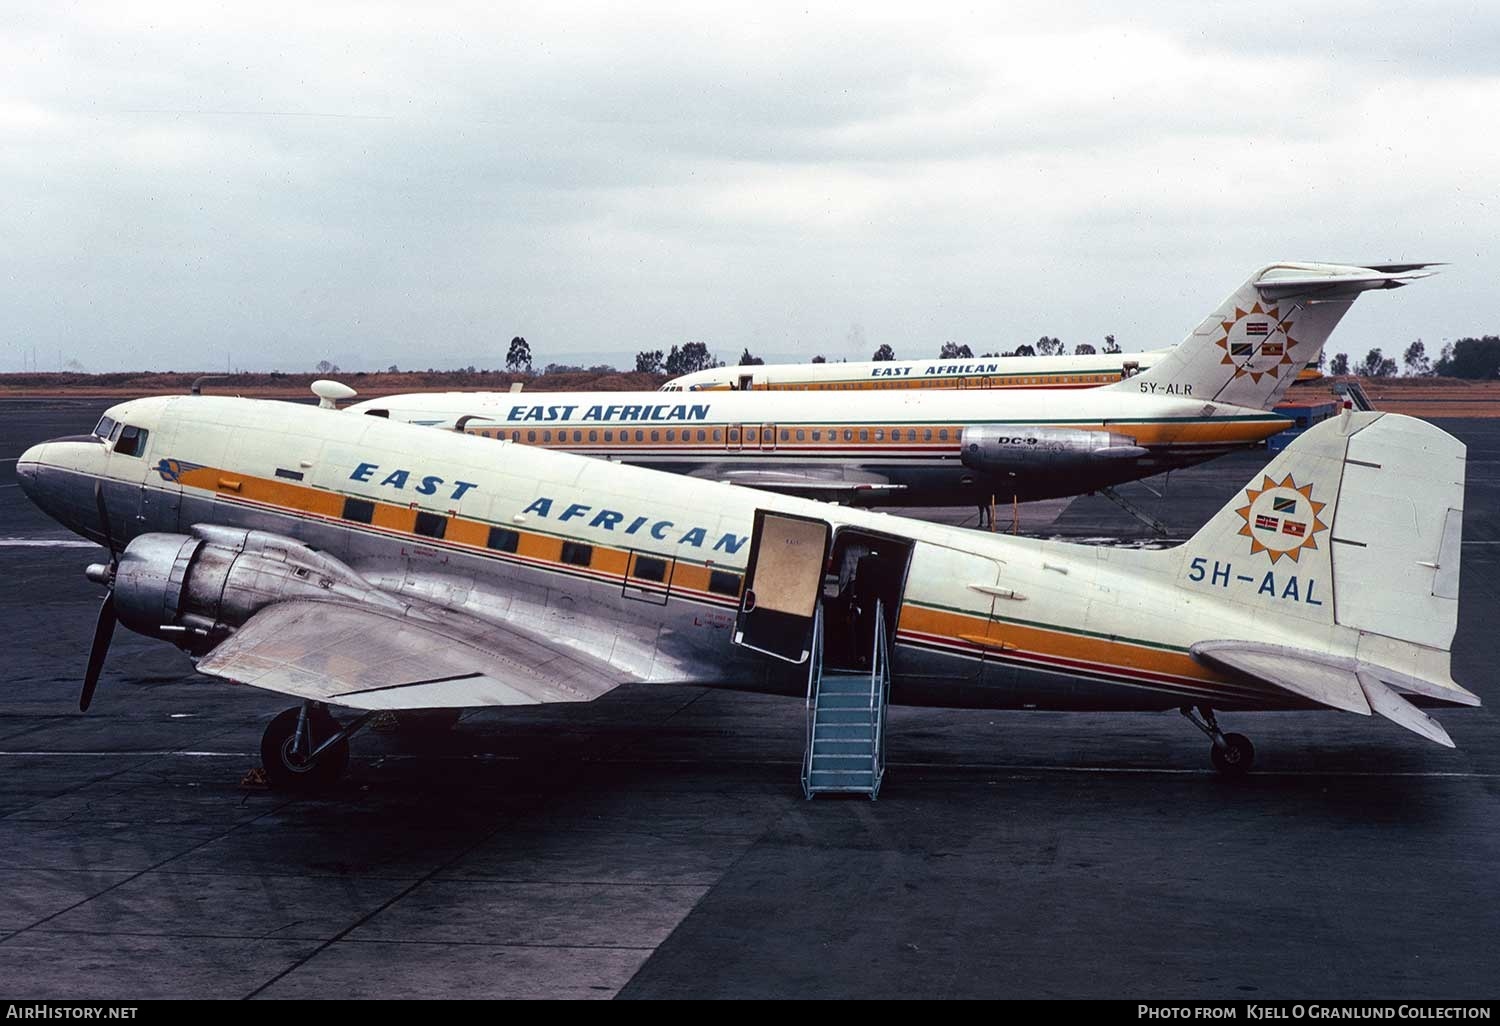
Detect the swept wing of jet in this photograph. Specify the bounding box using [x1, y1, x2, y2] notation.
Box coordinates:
[18, 393, 1475, 790]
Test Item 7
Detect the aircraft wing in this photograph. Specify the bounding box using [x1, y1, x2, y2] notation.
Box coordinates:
[1190, 640, 1479, 747]
[195, 599, 628, 710]
[688, 466, 906, 500]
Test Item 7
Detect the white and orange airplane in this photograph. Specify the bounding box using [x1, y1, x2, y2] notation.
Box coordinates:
[350, 262, 1431, 508]
[18, 387, 1475, 794]
[658, 348, 1169, 392]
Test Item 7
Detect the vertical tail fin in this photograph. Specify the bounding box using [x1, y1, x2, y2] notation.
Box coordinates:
[1173, 411, 1476, 744]
[1111, 262, 1439, 410]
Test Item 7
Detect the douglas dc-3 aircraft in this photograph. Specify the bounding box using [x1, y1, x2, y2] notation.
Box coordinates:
[658, 348, 1170, 392]
[18, 394, 1475, 793]
[349, 262, 1434, 508]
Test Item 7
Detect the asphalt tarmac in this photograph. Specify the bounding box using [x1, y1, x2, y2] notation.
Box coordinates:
[2, 397, 1497, 1000]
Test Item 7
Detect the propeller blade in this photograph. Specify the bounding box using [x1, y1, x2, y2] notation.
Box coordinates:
[80, 592, 116, 712]
[93, 481, 116, 556]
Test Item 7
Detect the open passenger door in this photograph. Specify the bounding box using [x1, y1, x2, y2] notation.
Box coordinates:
[733, 510, 832, 664]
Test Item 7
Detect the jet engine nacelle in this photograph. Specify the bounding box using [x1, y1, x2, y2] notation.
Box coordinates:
[93, 528, 384, 650]
[959, 426, 1148, 476]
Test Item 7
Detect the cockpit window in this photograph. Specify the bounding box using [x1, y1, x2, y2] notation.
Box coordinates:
[113, 425, 149, 458]
[109, 421, 123, 443]
[92, 416, 116, 440]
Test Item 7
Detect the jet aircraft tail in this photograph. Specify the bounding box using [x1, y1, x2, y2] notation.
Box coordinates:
[1172, 411, 1477, 744]
[1108, 262, 1439, 410]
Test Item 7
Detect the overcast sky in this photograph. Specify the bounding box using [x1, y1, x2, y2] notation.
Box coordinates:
[4, 1, 1498, 373]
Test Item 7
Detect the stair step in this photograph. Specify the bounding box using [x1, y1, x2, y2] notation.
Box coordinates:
[814, 706, 873, 721]
[815, 693, 873, 710]
[808, 773, 876, 789]
[812, 737, 875, 750]
[814, 723, 876, 739]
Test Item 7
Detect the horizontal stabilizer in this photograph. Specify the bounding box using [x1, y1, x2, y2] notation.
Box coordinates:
[1253, 266, 1438, 300]
[1192, 641, 1371, 715]
[1359, 672, 1454, 748]
[1191, 641, 1479, 747]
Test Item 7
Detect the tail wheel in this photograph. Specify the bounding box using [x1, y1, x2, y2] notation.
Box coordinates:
[1210, 732, 1255, 776]
[260, 706, 350, 791]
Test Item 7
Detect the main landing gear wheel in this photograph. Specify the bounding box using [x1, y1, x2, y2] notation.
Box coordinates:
[1209, 732, 1255, 777]
[261, 705, 350, 791]
[1181, 705, 1256, 777]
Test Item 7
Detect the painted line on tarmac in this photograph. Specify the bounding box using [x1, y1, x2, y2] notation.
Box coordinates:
[0, 749, 1496, 780]
[0, 537, 101, 548]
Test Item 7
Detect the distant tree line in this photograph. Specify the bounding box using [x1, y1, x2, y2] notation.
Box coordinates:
[1329, 337, 1500, 379]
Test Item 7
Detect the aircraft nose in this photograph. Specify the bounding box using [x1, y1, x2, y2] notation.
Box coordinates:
[14, 442, 46, 501]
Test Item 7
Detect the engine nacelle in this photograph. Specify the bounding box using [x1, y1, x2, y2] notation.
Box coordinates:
[959, 426, 1148, 476]
[100, 528, 386, 650]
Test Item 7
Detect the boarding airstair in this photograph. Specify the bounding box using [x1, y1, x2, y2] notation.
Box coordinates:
[802, 600, 891, 799]
[1334, 380, 1375, 411]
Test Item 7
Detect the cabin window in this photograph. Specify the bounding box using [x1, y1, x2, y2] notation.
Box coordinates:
[543, 430, 552, 442]
[651, 429, 661, 442]
[796, 429, 805, 441]
[487, 526, 519, 553]
[811, 429, 822, 442]
[604, 430, 614, 442]
[843, 429, 853, 442]
[697, 429, 707, 442]
[780, 429, 789, 442]
[939, 429, 950, 441]
[635, 430, 645, 442]
[633, 555, 668, 583]
[413, 511, 447, 539]
[874, 429, 884, 441]
[924, 428, 933, 441]
[712, 428, 723, 442]
[560, 541, 593, 567]
[666, 429, 676, 441]
[113, 425, 149, 458]
[708, 569, 742, 597]
[588, 430, 598, 442]
[859, 429, 869, 442]
[527, 431, 537, 443]
[342, 497, 376, 524]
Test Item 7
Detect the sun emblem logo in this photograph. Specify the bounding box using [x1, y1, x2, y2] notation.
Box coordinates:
[1216, 303, 1298, 383]
[1235, 474, 1329, 563]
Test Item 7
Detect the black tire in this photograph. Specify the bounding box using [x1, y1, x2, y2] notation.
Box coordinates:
[1210, 732, 1255, 776]
[260, 707, 350, 791]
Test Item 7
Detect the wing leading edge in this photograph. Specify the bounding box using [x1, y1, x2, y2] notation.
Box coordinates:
[196, 600, 629, 710]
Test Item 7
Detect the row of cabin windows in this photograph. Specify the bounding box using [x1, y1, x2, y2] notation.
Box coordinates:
[335, 498, 741, 596]
[803, 373, 1119, 390]
[478, 426, 957, 445]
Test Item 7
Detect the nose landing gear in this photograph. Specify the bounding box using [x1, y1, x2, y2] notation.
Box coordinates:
[1181, 705, 1255, 776]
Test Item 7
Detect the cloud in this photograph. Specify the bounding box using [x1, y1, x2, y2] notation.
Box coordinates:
[2, 0, 1497, 371]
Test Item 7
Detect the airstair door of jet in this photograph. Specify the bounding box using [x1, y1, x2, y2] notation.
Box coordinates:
[733, 510, 832, 664]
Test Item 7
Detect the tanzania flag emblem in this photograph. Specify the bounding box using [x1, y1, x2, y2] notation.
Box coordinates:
[1236, 473, 1329, 563]
[1231, 342, 1254, 356]
[1261, 342, 1285, 356]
